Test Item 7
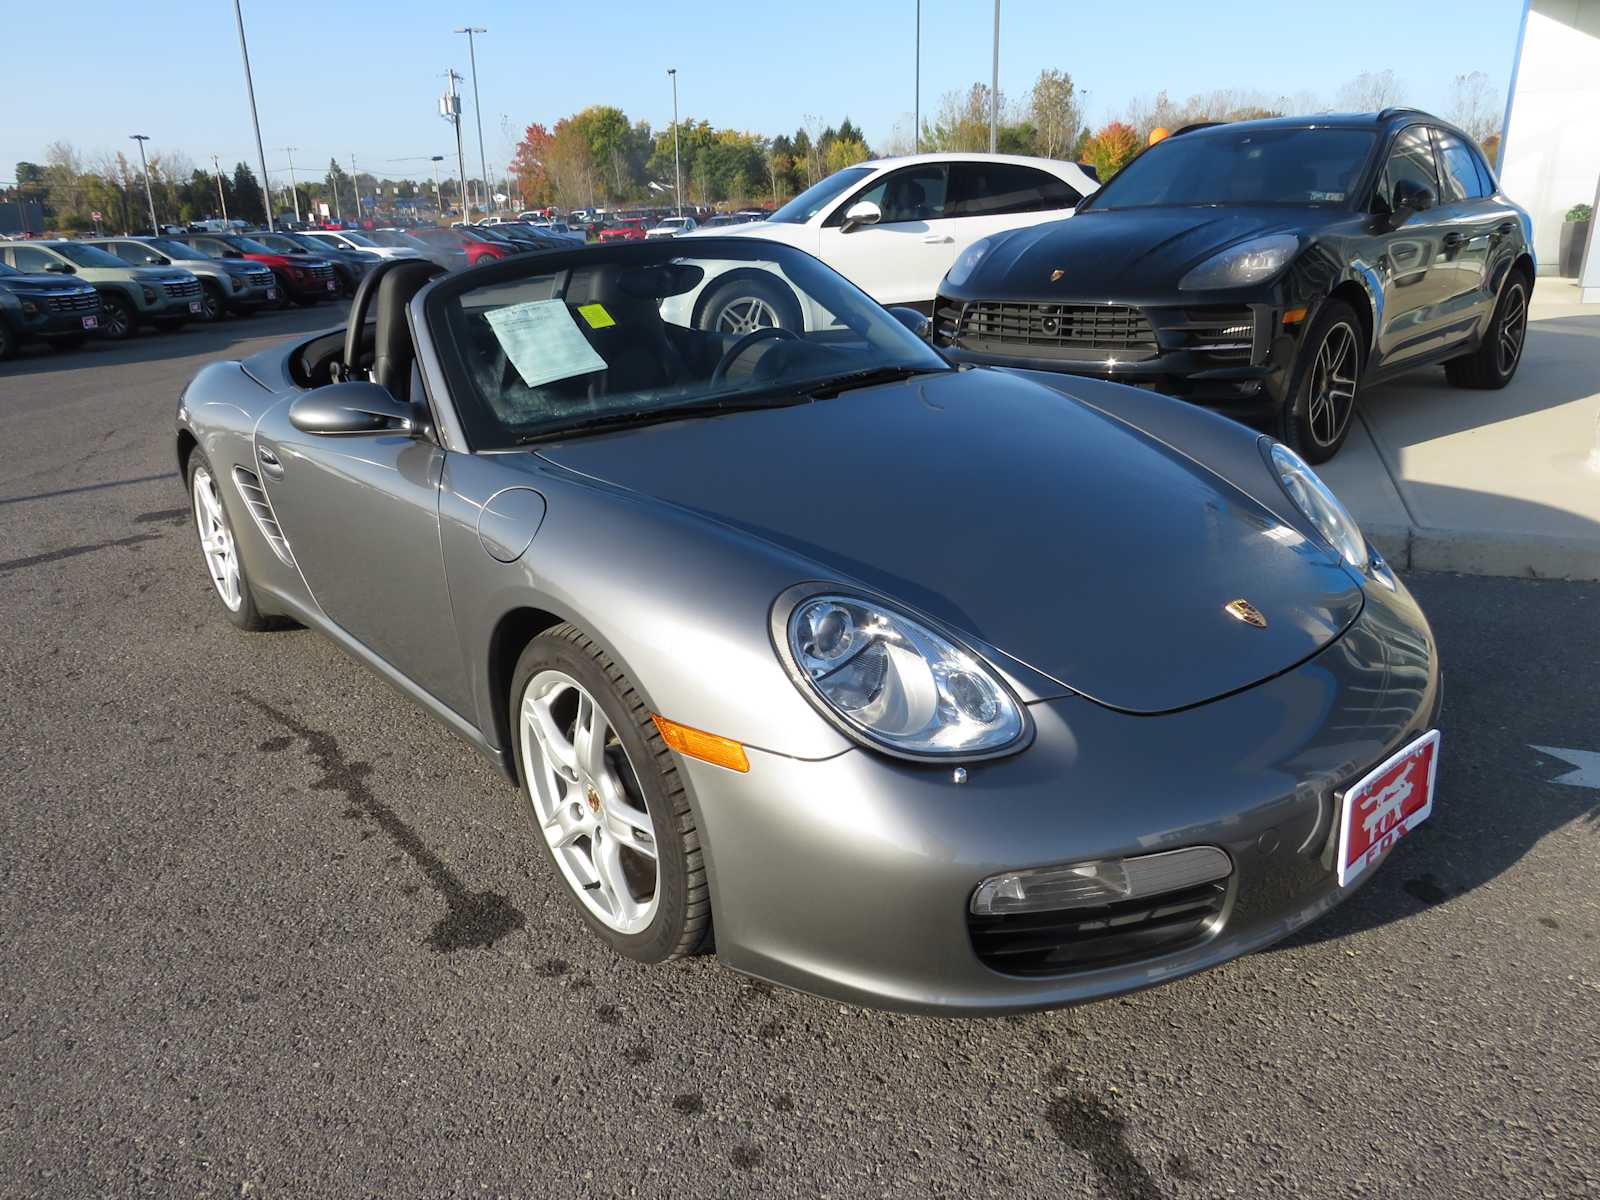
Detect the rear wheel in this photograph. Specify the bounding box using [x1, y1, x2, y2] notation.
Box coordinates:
[99, 294, 136, 340]
[1444, 271, 1529, 389]
[1276, 299, 1363, 464]
[697, 274, 803, 334]
[510, 624, 710, 963]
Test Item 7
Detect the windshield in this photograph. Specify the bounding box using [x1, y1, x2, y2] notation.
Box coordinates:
[335, 231, 377, 247]
[53, 243, 128, 268]
[263, 234, 315, 253]
[428, 241, 949, 450]
[147, 238, 205, 260]
[1087, 127, 1376, 209]
[224, 235, 274, 254]
[369, 230, 415, 247]
[768, 166, 875, 224]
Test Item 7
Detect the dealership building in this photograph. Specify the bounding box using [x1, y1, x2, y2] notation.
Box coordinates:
[1498, 0, 1600, 298]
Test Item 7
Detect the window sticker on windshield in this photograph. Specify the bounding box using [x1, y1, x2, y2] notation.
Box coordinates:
[1309, 191, 1345, 202]
[484, 299, 607, 389]
[577, 302, 615, 330]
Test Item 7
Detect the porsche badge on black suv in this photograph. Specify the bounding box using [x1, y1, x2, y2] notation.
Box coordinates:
[931, 110, 1534, 461]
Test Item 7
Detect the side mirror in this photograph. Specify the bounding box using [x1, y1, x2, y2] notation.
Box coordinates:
[43, 261, 73, 273]
[147, 255, 170, 265]
[841, 200, 882, 233]
[1389, 179, 1435, 227]
[224, 251, 244, 258]
[288, 382, 425, 436]
[887, 306, 930, 339]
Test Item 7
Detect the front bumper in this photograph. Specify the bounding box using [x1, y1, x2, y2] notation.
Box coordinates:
[8, 297, 103, 337]
[682, 576, 1439, 1015]
[224, 273, 280, 309]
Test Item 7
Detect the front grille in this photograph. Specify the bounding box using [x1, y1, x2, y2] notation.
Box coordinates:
[232, 466, 294, 566]
[1166, 306, 1256, 364]
[968, 880, 1227, 976]
[935, 299, 1158, 361]
[47, 292, 99, 313]
[162, 278, 202, 300]
[245, 269, 274, 288]
[306, 264, 334, 283]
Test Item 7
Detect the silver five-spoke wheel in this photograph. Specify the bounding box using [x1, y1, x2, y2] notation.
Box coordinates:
[715, 296, 780, 334]
[192, 465, 242, 612]
[520, 669, 660, 935]
[1307, 320, 1359, 450]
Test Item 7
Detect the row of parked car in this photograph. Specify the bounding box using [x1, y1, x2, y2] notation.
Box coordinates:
[0, 221, 582, 360]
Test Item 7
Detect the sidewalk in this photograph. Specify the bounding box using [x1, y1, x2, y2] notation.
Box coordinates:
[1321, 279, 1600, 581]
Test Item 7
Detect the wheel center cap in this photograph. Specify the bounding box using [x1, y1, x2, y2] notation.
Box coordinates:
[585, 786, 602, 814]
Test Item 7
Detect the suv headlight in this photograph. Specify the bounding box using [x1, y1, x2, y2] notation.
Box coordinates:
[944, 237, 994, 290]
[1265, 440, 1367, 571]
[141, 285, 158, 304]
[1179, 234, 1299, 291]
[777, 591, 1027, 759]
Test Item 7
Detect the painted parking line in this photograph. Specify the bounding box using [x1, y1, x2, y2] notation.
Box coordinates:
[1530, 745, 1600, 789]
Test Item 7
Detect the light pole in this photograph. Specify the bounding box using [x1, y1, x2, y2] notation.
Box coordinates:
[211, 154, 229, 223]
[431, 156, 446, 222]
[914, 0, 921, 153]
[231, 0, 274, 230]
[667, 67, 681, 218]
[989, 0, 1000, 153]
[441, 69, 468, 221]
[350, 154, 361, 222]
[129, 134, 158, 234]
[454, 26, 491, 215]
[280, 145, 301, 223]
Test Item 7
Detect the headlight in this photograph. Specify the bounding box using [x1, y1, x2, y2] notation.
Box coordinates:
[141, 286, 158, 303]
[20, 298, 40, 315]
[230, 274, 245, 292]
[1179, 234, 1299, 291]
[944, 237, 993, 290]
[780, 592, 1026, 759]
[1266, 441, 1367, 571]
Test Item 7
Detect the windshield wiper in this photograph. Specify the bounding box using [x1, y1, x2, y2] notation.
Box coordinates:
[804, 364, 945, 399]
[514, 392, 810, 445]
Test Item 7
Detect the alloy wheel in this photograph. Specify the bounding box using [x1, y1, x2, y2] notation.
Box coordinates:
[201, 287, 223, 322]
[103, 299, 132, 339]
[191, 466, 242, 611]
[519, 670, 660, 934]
[1496, 283, 1527, 376]
[715, 296, 780, 334]
[1306, 321, 1359, 448]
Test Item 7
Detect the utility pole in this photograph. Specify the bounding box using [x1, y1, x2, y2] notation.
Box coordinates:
[454, 27, 490, 215]
[211, 154, 229, 222]
[668, 67, 681, 218]
[232, 0, 274, 230]
[441, 69, 468, 221]
[281, 146, 301, 223]
[350, 154, 361, 222]
[914, 0, 921, 153]
[989, 0, 1000, 153]
[431, 156, 445, 221]
[129, 134, 158, 234]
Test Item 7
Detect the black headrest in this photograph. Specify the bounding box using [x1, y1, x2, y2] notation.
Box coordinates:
[343, 257, 443, 379]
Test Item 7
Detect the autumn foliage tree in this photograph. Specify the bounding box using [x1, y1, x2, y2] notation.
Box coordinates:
[1080, 122, 1142, 180]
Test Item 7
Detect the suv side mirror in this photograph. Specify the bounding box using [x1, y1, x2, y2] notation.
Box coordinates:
[43, 261, 73, 273]
[1389, 179, 1435, 227]
[145, 254, 170, 265]
[288, 382, 426, 436]
[841, 200, 882, 233]
[887, 306, 931, 338]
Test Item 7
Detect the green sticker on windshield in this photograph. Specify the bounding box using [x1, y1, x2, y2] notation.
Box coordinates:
[578, 303, 615, 330]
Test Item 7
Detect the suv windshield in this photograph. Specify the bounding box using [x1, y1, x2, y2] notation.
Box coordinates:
[147, 238, 206, 260]
[768, 166, 874, 223]
[1087, 127, 1377, 209]
[221, 236, 274, 254]
[334, 231, 377, 247]
[53, 243, 129, 268]
[428, 241, 949, 450]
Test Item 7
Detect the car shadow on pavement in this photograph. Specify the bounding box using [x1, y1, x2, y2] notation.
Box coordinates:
[1269, 568, 1600, 954]
[0, 304, 342, 380]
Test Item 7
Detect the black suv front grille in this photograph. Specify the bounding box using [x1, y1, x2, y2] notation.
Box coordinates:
[968, 880, 1228, 976]
[47, 292, 100, 313]
[306, 264, 334, 283]
[934, 299, 1158, 361]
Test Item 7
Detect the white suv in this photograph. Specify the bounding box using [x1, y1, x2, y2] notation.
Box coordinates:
[680, 152, 1097, 330]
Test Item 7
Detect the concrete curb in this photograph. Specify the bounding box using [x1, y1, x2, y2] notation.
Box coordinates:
[1365, 520, 1600, 581]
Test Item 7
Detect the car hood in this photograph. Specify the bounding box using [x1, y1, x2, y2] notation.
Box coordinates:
[0, 272, 97, 293]
[964, 206, 1335, 297]
[131, 268, 197, 286]
[534, 368, 1364, 714]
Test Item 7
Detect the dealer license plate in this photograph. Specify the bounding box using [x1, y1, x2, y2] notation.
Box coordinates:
[81, 315, 98, 329]
[266, 287, 277, 300]
[326, 279, 337, 291]
[189, 300, 203, 314]
[1337, 730, 1440, 887]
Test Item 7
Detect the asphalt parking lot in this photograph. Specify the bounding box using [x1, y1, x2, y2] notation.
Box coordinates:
[2, 317, 1598, 1199]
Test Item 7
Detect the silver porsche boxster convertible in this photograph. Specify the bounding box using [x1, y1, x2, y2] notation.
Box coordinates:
[176, 241, 1441, 1014]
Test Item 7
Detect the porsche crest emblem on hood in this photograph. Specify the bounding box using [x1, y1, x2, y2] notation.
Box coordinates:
[1224, 598, 1267, 628]
[1049, 269, 1065, 282]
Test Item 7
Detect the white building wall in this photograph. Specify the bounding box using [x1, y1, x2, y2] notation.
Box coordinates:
[1498, 0, 1600, 277]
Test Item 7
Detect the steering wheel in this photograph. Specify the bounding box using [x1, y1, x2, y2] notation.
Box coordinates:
[709, 326, 798, 387]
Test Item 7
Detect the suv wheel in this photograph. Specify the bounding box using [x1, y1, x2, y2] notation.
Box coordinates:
[1277, 299, 1363, 464]
[697, 275, 802, 334]
[199, 280, 226, 323]
[1444, 271, 1529, 389]
[99, 294, 135, 340]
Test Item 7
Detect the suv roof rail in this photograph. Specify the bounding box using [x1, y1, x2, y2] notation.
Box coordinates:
[1171, 121, 1227, 137]
[1376, 106, 1429, 122]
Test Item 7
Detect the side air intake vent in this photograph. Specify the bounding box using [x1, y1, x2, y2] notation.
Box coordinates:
[232, 466, 295, 566]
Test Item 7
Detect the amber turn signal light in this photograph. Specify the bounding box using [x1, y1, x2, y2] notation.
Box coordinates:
[1282, 307, 1309, 325]
[652, 715, 750, 773]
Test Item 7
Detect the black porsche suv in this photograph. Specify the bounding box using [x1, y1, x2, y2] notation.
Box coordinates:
[931, 109, 1534, 460]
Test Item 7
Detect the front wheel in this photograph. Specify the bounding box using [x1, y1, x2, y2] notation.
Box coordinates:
[697, 274, 803, 334]
[1444, 272, 1529, 389]
[187, 453, 271, 631]
[199, 280, 226, 323]
[510, 624, 710, 963]
[99, 294, 136, 340]
[1276, 299, 1363, 464]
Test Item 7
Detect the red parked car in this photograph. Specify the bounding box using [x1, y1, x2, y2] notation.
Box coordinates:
[412, 226, 512, 266]
[596, 218, 649, 243]
[169, 232, 339, 306]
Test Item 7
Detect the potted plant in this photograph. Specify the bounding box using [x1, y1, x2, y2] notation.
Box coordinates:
[1560, 203, 1592, 277]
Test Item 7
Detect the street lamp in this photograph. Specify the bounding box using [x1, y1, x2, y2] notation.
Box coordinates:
[129, 134, 158, 234]
[989, 0, 1000, 153]
[280, 145, 301, 223]
[231, 0, 274, 230]
[453, 26, 491, 216]
[914, 0, 921, 154]
[211, 154, 229, 222]
[667, 68, 681, 218]
[431, 155, 446, 221]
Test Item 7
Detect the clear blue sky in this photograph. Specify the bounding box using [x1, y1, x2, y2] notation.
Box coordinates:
[2, 0, 1526, 186]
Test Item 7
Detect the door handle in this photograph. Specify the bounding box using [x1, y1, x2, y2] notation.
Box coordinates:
[256, 445, 285, 479]
[922, 234, 954, 244]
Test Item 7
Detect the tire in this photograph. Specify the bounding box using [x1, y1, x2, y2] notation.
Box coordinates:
[0, 319, 18, 360]
[270, 275, 292, 309]
[186, 451, 271, 632]
[1444, 270, 1530, 390]
[697, 274, 803, 334]
[509, 623, 710, 964]
[199, 280, 226, 323]
[99, 293, 136, 340]
[1275, 299, 1364, 464]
